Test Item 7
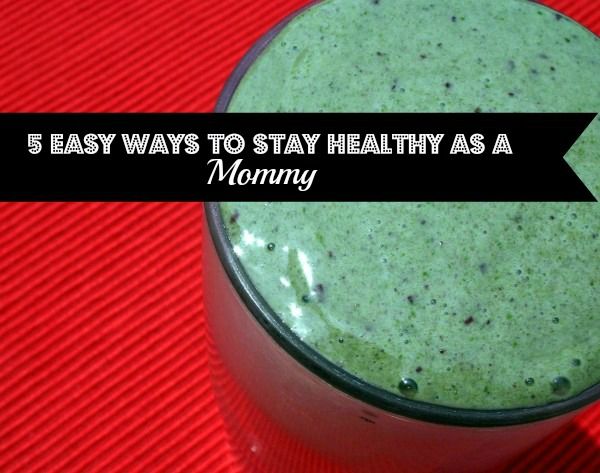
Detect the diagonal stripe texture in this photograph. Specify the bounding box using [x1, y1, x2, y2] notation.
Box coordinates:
[0, 1, 599, 472]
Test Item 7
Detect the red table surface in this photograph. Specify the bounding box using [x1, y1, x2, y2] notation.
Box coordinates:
[0, 1, 599, 471]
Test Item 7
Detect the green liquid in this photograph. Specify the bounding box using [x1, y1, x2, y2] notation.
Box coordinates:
[222, 0, 600, 409]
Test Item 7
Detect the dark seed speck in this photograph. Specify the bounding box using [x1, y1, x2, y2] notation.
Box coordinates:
[314, 283, 325, 302]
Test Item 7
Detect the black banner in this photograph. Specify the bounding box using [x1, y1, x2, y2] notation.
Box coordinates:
[0, 113, 596, 201]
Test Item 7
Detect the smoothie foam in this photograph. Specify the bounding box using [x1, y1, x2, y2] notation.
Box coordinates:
[222, 0, 600, 409]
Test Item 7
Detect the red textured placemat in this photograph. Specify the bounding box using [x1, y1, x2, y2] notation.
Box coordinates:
[0, 1, 599, 472]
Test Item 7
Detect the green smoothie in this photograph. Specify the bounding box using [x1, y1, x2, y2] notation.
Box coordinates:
[221, 0, 600, 409]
